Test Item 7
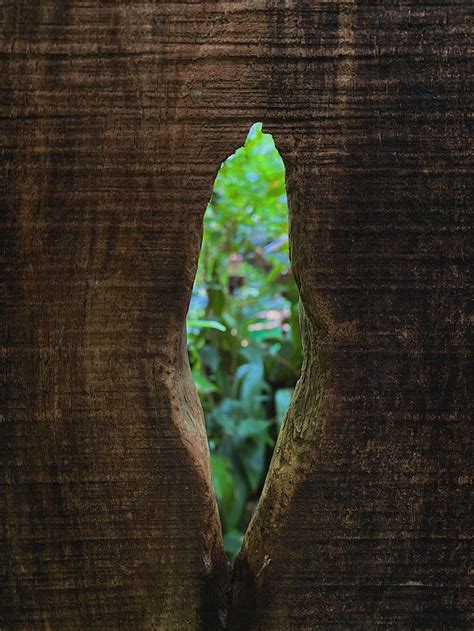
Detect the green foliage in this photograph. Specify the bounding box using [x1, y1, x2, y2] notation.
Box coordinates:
[187, 123, 302, 560]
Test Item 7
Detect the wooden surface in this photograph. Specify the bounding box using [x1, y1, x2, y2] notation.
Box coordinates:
[1, 2, 471, 629]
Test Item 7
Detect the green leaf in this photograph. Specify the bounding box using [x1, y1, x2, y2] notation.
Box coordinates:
[200, 345, 220, 373]
[210, 454, 235, 511]
[236, 419, 270, 440]
[208, 287, 226, 316]
[223, 530, 244, 561]
[192, 370, 218, 395]
[275, 388, 293, 427]
[187, 319, 226, 332]
[237, 441, 267, 492]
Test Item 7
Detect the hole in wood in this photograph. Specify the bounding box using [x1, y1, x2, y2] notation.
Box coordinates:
[187, 123, 302, 561]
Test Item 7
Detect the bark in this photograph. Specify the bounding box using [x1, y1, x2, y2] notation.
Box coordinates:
[1, 2, 471, 630]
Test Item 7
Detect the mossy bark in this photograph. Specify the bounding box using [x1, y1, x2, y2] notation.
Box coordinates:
[1, 2, 471, 629]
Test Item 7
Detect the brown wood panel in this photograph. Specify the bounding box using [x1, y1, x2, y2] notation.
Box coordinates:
[1, 2, 471, 629]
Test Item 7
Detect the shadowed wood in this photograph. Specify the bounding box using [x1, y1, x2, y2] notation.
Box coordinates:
[1, 2, 471, 629]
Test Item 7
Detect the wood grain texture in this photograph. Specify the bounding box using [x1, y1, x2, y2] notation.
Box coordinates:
[1, 1, 471, 629]
[229, 2, 473, 629]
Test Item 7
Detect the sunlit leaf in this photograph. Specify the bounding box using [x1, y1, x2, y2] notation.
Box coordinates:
[187, 319, 226, 332]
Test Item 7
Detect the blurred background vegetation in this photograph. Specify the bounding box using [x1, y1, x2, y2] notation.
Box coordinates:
[187, 123, 302, 560]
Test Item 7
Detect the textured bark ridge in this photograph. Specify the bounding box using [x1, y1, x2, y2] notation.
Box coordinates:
[1, 2, 471, 630]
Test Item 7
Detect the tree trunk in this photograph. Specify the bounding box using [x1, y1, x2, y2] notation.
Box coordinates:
[1, 2, 471, 630]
